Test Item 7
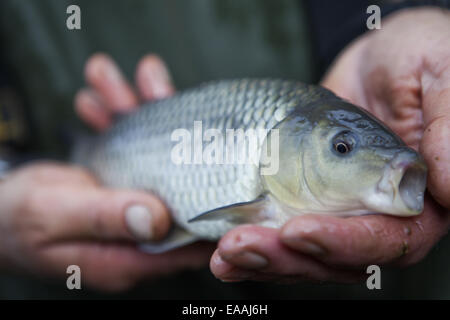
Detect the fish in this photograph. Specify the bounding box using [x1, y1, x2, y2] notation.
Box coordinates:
[73, 79, 427, 253]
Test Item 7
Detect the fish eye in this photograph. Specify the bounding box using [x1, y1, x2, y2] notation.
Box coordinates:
[331, 131, 357, 156]
[334, 141, 350, 154]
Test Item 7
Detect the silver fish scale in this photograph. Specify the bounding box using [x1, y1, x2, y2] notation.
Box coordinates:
[78, 79, 335, 239]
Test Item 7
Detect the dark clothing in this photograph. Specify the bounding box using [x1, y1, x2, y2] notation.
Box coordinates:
[1, 0, 449, 299]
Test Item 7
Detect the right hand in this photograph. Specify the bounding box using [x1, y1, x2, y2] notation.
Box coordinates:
[0, 54, 214, 292]
[210, 8, 450, 284]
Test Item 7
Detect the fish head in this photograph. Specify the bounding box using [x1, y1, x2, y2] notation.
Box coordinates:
[263, 98, 427, 217]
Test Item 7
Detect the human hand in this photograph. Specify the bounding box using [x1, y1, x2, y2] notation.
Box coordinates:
[75, 53, 175, 131]
[0, 54, 213, 291]
[210, 7, 450, 283]
[0, 163, 212, 291]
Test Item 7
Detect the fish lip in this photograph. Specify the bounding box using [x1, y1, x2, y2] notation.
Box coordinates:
[376, 150, 427, 215]
[398, 161, 427, 213]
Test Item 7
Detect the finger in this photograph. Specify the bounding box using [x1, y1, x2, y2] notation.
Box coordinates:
[280, 196, 450, 268]
[74, 88, 112, 131]
[84, 53, 139, 112]
[420, 59, 450, 208]
[33, 185, 171, 242]
[210, 249, 280, 283]
[135, 54, 175, 100]
[39, 241, 214, 292]
[14, 162, 99, 186]
[211, 249, 332, 284]
[212, 225, 362, 283]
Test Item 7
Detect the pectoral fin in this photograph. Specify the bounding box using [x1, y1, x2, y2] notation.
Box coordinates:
[188, 195, 270, 224]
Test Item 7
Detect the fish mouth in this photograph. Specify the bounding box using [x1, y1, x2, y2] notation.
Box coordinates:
[371, 149, 427, 216]
[398, 161, 427, 213]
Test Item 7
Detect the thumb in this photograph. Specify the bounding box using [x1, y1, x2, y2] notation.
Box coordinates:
[48, 185, 172, 242]
[420, 61, 450, 209]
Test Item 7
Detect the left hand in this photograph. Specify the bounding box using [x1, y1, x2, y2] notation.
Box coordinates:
[71, 54, 213, 290]
[210, 7, 450, 283]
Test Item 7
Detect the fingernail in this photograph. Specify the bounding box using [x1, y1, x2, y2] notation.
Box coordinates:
[147, 59, 173, 99]
[151, 81, 172, 99]
[125, 205, 154, 240]
[283, 238, 326, 256]
[151, 56, 172, 82]
[222, 251, 268, 270]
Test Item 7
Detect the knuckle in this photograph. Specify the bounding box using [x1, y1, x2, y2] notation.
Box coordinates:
[354, 219, 385, 253]
[394, 219, 434, 266]
[91, 203, 110, 237]
[14, 188, 52, 245]
[90, 192, 119, 239]
[74, 89, 89, 109]
[15, 181, 45, 220]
